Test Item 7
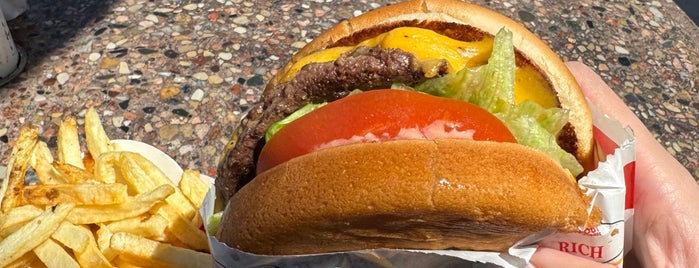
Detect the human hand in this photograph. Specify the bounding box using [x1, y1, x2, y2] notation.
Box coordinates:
[532, 61, 699, 267]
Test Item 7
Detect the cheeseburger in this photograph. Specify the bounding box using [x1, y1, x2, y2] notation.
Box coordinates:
[216, 0, 601, 255]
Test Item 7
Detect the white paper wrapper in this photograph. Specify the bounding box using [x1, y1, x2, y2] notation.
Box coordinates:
[536, 100, 636, 266]
[199, 100, 636, 267]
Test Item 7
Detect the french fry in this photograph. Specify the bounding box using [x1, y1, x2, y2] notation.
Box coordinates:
[84, 151, 96, 175]
[33, 238, 81, 268]
[52, 221, 89, 253]
[52, 221, 113, 268]
[0, 205, 43, 238]
[149, 229, 181, 244]
[119, 153, 196, 218]
[105, 214, 168, 238]
[73, 225, 114, 268]
[0, 205, 42, 230]
[94, 151, 122, 184]
[85, 106, 112, 158]
[113, 256, 147, 268]
[191, 212, 204, 230]
[53, 161, 94, 184]
[2, 110, 214, 267]
[32, 155, 64, 185]
[178, 169, 210, 208]
[153, 205, 210, 251]
[30, 141, 66, 184]
[0, 203, 74, 267]
[96, 224, 117, 261]
[67, 184, 174, 225]
[117, 152, 159, 192]
[0, 125, 39, 213]
[57, 116, 85, 169]
[5, 252, 43, 268]
[22, 183, 128, 206]
[109, 232, 212, 268]
[30, 140, 54, 166]
[114, 149, 209, 250]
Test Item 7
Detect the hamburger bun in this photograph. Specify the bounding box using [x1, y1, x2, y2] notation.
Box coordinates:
[216, 0, 601, 255]
[217, 139, 600, 255]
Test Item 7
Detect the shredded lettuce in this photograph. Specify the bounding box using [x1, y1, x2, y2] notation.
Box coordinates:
[207, 211, 223, 235]
[265, 102, 326, 142]
[412, 28, 583, 176]
[500, 101, 583, 176]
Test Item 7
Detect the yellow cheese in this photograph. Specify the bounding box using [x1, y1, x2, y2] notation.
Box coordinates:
[514, 65, 556, 108]
[282, 27, 555, 109]
[282, 46, 354, 83]
[377, 27, 493, 75]
[282, 27, 492, 82]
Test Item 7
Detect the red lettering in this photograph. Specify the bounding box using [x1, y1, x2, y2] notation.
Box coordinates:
[590, 245, 604, 258]
[558, 242, 604, 258]
[579, 227, 601, 236]
[579, 244, 590, 256]
[559, 242, 570, 252]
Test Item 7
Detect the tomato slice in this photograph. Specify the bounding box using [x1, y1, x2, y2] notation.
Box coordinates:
[257, 89, 516, 174]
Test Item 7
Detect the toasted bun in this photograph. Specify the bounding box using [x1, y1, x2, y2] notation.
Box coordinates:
[217, 139, 600, 255]
[267, 0, 594, 170]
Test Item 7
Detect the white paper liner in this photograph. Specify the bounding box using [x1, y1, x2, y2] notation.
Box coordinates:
[535, 100, 636, 266]
[198, 99, 636, 268]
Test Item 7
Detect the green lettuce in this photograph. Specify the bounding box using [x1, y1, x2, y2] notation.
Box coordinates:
[265, 102, 326, 142]
[412, 28, 583, 176]
[207, 211, 223, 235]
[500, 101, 582, 176]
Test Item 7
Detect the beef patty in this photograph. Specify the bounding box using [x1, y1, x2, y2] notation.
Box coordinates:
[216, 46, 449, 200]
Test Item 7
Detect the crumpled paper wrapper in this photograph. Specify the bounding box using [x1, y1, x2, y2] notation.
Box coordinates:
[200, 100, 636, 267]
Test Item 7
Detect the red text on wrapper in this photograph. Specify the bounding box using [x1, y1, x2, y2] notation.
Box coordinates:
[579, 226, 601, 236]
[559, 241, 603, 259]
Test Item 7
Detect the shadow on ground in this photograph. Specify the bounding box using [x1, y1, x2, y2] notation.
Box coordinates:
[674, 0, 698, 25]
[7, 0, 118, 71]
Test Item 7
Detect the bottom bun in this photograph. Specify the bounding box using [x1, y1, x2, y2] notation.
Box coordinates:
[216, 139, 600, 255]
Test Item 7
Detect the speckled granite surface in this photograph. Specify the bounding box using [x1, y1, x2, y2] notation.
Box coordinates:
[0, 0, 697, 180]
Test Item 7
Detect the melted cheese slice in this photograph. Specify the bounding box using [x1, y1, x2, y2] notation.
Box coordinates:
[283, 27, 556, 108]
[514, 65, 557, 108]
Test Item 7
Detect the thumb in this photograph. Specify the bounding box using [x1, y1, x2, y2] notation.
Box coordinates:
[530, 247, 615, 268]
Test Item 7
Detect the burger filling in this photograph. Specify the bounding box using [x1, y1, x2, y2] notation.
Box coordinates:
[217, 26, 582, 198]
[283, 26, 557, 109]
[264, 28, 583, 177]
[256, 89, 517, 174]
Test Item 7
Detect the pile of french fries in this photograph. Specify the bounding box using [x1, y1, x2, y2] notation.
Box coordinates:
[0, 107, 213, 268]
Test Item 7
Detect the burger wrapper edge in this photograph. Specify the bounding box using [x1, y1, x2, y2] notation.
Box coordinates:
[200, 100, 636, 268]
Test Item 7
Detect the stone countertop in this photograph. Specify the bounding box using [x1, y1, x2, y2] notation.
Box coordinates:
[0, 0, 697, 180]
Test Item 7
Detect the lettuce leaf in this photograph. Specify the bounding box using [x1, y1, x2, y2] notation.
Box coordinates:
[413, 28, 515, 113]
[500, 101, 583, 177]
[412, 28, 583, 176]
[265, 102, 326, 142]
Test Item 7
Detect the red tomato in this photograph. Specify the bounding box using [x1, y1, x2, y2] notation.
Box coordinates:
[257, 89, 516, 174]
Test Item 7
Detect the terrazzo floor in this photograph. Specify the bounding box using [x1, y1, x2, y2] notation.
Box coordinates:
[0, 0, 697, 181]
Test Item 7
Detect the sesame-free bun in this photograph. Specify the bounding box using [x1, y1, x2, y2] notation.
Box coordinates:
[217, 139, 600, 255]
